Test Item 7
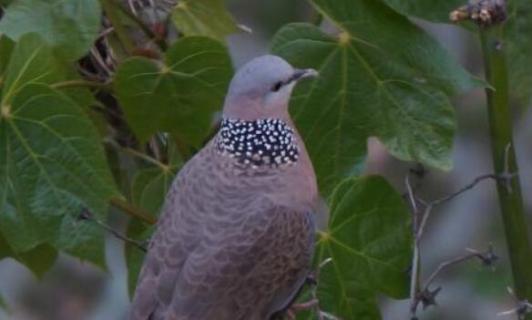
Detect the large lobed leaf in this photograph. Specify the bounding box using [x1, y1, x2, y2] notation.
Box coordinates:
[314, 176, 412, 319]
[0, 232, 57, 278]
[115, 37, 233, 146]
[171, 0, 238, 40]
[272, 0, 479, 195]
[381, 0, 532, 105]
[0, 34, 119, 266]
[0, 0, 101, 61]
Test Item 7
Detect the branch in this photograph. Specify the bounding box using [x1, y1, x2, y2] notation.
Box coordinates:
[410, 246, 498, 314]
[424, 246, 498, 289]
[405, 169, 506, 318]
[100, 0, 136, 55]
[405, 174, 421, 316]
[286, 258, 339, 320]
[110, 197, 156, 225]
[475, 0, 532, 308]
[416, 173, 503, 241]
[79, 209, 147, 252]
[498, 287, 532, 318]
[105, 138, 171, 172]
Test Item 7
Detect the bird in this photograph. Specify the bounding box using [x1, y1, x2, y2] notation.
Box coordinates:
[129, 55, 320, 320]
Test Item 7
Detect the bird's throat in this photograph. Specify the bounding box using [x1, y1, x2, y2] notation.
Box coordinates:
[216, 118, 300, 168]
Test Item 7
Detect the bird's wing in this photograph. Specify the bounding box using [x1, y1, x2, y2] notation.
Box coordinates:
[163, 202, 315, 320]
[129, 163, 201, 320]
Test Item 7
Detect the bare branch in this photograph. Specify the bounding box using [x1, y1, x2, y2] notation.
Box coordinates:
[405, 167, 506, 318]
[79, 209, 148, 252]
[286, 257, 339, 320]
[498, 287, 532, 318]
[424, 245, 498, 289]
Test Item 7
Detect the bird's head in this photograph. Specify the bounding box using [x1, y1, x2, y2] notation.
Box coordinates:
[222, 55, 317, 120]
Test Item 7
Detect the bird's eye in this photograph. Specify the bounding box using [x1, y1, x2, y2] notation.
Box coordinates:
[271, 81, 283, 92]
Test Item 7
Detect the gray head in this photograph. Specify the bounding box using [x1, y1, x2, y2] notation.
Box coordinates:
[223, 55, 317, 120]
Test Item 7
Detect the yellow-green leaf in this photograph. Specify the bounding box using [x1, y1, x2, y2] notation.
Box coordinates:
[315, 176, 412, 318]
[171, 0, 238, 40]
[115, 37, 233, 145]
[272, 0, 480, 194]
[0, 84, 119, 266]
[0, 0, 101, 61]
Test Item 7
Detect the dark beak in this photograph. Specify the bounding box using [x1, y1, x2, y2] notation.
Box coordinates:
[292, 68, 319, 82]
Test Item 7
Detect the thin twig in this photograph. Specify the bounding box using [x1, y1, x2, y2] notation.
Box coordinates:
[100, 0, 136, 55]
[105, 138, 171, 172]
[405, 174, 421, 316]
[111, 0, 168, 51]
[405, 175, 419, 215]
[431, 174, 498, 206]
[287, 258, 338, 320]
[79, 209, 147, 252]
[498, 287, 532, 318]
[90, 46, 114, 77]
[417, 173, 505, 241]
[406, 170, 505, 317]
[110, 197, 156, 225]
[424, 247, 496, 289]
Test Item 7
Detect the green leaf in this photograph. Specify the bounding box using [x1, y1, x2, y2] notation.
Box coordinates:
[382, 0, 463, 22]
[131, 167, 177, 214]
[0, 231, 57, 278]
[0, 33, 63, 106]
[0, 0, 101, 61]
[125, 221, 154, 298]
[16, 245, 57, 278]
[315, 176, 412, 319]
[115, 36, 233, 145]
[272, 0, 479, 194]
[381, 0, 532, 105]
[0, 36, 15, 76]
[0, 84, 118, 266]
[171, 0, 238, 40]
[0, 33, 95, 112]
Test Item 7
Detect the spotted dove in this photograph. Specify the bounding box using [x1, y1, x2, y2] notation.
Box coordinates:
[129, 55, 319, 320]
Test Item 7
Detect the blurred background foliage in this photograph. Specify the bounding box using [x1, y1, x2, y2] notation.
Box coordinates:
[0, 0, 531, 319]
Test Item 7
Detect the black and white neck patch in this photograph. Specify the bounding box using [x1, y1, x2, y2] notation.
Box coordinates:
[216, 118, 299, 168]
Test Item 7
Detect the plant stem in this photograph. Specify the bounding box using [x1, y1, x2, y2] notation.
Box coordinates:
[480, 26, 532, 306]
[51, 79, 111, 90]
[110, 197, 156, 225]
[100, 0, 135, 56]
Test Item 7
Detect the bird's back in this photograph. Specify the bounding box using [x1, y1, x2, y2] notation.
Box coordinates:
[130, 138, 317, 320]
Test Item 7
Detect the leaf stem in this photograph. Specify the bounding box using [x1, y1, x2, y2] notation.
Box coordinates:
[110, 197, 156, 225]
[80, 209, 147, 251]
[480, 25, 532, 307]
[51, 79, 111, 90]
[105, 138, 171, 172]
[100, 0, 136, 56]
